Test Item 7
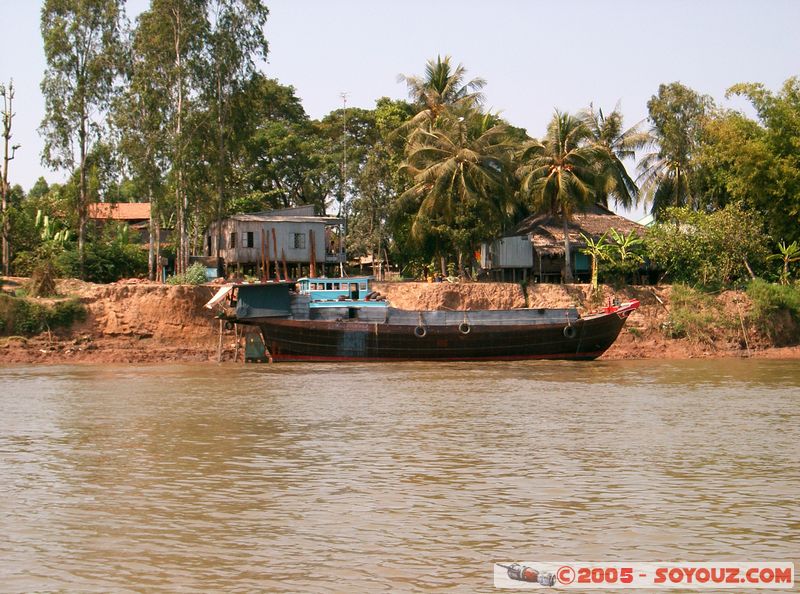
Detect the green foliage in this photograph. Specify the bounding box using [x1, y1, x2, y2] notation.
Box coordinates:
[166, 262, 207, 285]
[580, 232, 612, 291]
[40, 0, 126, 275]
[604, 229, 645, 282]
[0, 294, 86, 336]
[767, 241, 800, 285]
[517, 111, 599, 281]
[663, 284, 732, 344]
[724, 78, 800, 244]
[398, 54, 486, 131]
[746, 279, 800, 345]
[645, 204, 769, 287]
[638, 82, 713, 215]
[581, 104, 649, 209]
[58, 223, 147, 283]
[400, 108, 516, 273]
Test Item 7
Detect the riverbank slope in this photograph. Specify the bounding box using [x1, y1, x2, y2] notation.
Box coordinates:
[1, 277, 797, 363]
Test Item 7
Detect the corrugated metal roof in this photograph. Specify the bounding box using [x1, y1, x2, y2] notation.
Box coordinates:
[228, 214, 343, 224]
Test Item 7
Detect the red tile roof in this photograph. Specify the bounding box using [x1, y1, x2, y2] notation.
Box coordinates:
[88, 202, 151, 221]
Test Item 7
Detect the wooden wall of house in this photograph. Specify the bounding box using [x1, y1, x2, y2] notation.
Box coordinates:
[205, 220, 334, 264]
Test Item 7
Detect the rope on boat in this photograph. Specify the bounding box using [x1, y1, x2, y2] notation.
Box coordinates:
[458, 312, 471, 335]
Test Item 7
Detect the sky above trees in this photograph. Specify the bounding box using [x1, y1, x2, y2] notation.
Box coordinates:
[2, 0, 799, 220]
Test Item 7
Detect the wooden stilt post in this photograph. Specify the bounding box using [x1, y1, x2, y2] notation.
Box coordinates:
[264, 231, 272, 281]
[217, 318, 224, 362]
[260, 228, 267, 282]
[309, 229, 316, 278]
[271, 228, 279, 281]
[281, 248, 289, 281]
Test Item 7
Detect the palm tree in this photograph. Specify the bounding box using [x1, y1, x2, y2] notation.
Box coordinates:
[636, 82, 712, 217]
[399, 110, 515, 275]
[581, 104, 649, 210]
[398, 55, 486, 131]
[636, 150, 694, 215]
[517, 111, 599, 282]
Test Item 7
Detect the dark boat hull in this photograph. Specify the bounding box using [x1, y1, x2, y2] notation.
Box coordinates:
[249, 306, 635, 362]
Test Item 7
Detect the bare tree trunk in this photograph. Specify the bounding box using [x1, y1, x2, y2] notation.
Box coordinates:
[78, 109, 88, 279]
[155, 215, 161, 282]
[215, 62, 225, 277]
[1, 81, 15, 277]
[148, 186, 155, 280]
[172, 5, 187, 275]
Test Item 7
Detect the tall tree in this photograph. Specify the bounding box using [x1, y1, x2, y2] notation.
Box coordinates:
[517, 111, 598, 282]
[348, 98, 414, 275]
[114, 36, 167, 281]
[204, 0, 268, 272]
[721, 77, 800, 244]
[236, 77, 336, 213]
[636, 82, 713, 216]
[132, 0, 207, 274]
[1, 81, 20, 276]
[581, 103, 648, 210]
[39, 0, 125, 278]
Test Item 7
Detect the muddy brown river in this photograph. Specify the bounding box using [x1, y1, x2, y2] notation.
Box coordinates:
[1, 360, 798, 592]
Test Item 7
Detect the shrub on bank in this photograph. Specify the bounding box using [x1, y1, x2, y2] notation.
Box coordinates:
[0, 294, 86, 336]
[746, 279, 800, 345]
[645, 205, 769, 287]
[58, 239, 147, 283]
[166, 262, 208, 286]
[662, 284, 733, 344]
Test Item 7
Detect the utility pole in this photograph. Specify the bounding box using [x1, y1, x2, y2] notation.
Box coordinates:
[339, 92, 348, 276]
[1, 80, 19, 277]
[339, 92, 348, 214]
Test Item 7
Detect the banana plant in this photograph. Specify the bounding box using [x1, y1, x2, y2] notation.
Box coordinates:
[609, 228, 645, 266]
[580, 232, 613, 291]
[35, 209, 71, 246]
[768, 240, 800, 285]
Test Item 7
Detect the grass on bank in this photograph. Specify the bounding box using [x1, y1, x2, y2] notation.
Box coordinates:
[663, 281, 800, 347]
[746, 279, 800, 345]
[0, 293, 86, 336]
[662, 284, 734, 345]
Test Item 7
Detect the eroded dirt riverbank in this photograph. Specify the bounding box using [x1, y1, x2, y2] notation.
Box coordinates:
[1, 278, 798, 364]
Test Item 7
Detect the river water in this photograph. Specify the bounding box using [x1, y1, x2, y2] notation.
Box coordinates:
[0, 360, 798, 592]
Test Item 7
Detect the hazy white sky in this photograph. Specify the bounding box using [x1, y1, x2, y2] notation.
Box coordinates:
[2, 0, 799, 220]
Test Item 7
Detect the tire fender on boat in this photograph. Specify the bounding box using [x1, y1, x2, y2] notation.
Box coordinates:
[458, 322, 471, 335]
[563, 325, 577, 339]
[414, 325, 427, 338]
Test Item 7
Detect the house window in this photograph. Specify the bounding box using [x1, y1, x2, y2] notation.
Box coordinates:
[242, 231, 254, 248]
[229, 232, 237, 249]
[292, 233, 306, 249]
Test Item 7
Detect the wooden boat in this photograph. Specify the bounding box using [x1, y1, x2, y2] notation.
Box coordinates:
[206, 278, 639, 362]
